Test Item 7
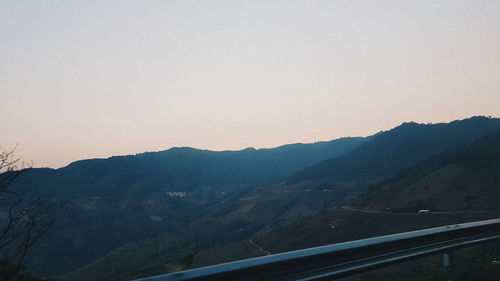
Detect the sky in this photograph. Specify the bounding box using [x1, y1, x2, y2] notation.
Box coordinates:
[1, 1, 500, 168]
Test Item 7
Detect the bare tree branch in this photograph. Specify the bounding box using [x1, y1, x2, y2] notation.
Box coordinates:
[0, 146, 57, 266]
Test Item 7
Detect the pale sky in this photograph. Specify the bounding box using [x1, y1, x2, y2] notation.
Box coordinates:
[1, 0, 500, 168]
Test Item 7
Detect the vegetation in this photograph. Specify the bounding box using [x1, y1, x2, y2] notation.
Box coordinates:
[0, 147, 57, 281]
[355, 129, 500, 212]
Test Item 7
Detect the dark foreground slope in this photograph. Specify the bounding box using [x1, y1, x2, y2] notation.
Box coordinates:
[15, 137, 365, 277]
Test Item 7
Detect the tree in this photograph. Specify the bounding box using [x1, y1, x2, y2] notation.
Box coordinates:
[0, 146, 56, 267]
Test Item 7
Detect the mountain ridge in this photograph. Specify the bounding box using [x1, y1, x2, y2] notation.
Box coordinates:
[287, 116, 500, 186]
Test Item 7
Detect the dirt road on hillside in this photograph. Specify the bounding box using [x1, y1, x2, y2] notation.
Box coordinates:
[249, 239, 271, 256]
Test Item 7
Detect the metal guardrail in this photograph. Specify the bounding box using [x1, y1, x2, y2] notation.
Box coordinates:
[133, 218, 500, 281]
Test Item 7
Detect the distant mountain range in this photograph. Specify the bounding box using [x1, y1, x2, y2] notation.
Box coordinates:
[9, 116, 500, 280]
[18, 136, 365, 198]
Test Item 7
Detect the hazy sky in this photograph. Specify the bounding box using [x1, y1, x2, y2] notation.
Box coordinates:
[1, 1, 500, 168]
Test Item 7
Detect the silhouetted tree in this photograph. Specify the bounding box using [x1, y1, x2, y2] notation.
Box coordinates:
[0, 146, 56, 268]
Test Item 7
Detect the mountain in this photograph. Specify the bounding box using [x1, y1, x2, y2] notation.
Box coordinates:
[355, 128, 500, 211]
[19, 137, 365, 198]
[238, 127, 500, 279]
[287, 117, 500, 190]
[14, 116, 500, 280]
[144, 124, 500, 281]
[57, 117, 500, 281]
[15, 137, 365, 277]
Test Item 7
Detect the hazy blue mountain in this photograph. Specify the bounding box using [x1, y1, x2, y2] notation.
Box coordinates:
[287, 116, 500, 187]
[18, 137, 365, 198]
[14, 137, 365, 277]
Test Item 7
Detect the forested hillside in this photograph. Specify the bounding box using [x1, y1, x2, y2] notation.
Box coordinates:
[288, 117, 500, 188]
[51, 117, 500, 281]
[14, 137, 365, 277]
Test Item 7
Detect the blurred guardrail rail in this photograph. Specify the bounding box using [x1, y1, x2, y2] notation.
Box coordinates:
[133, 218, 500, 281]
